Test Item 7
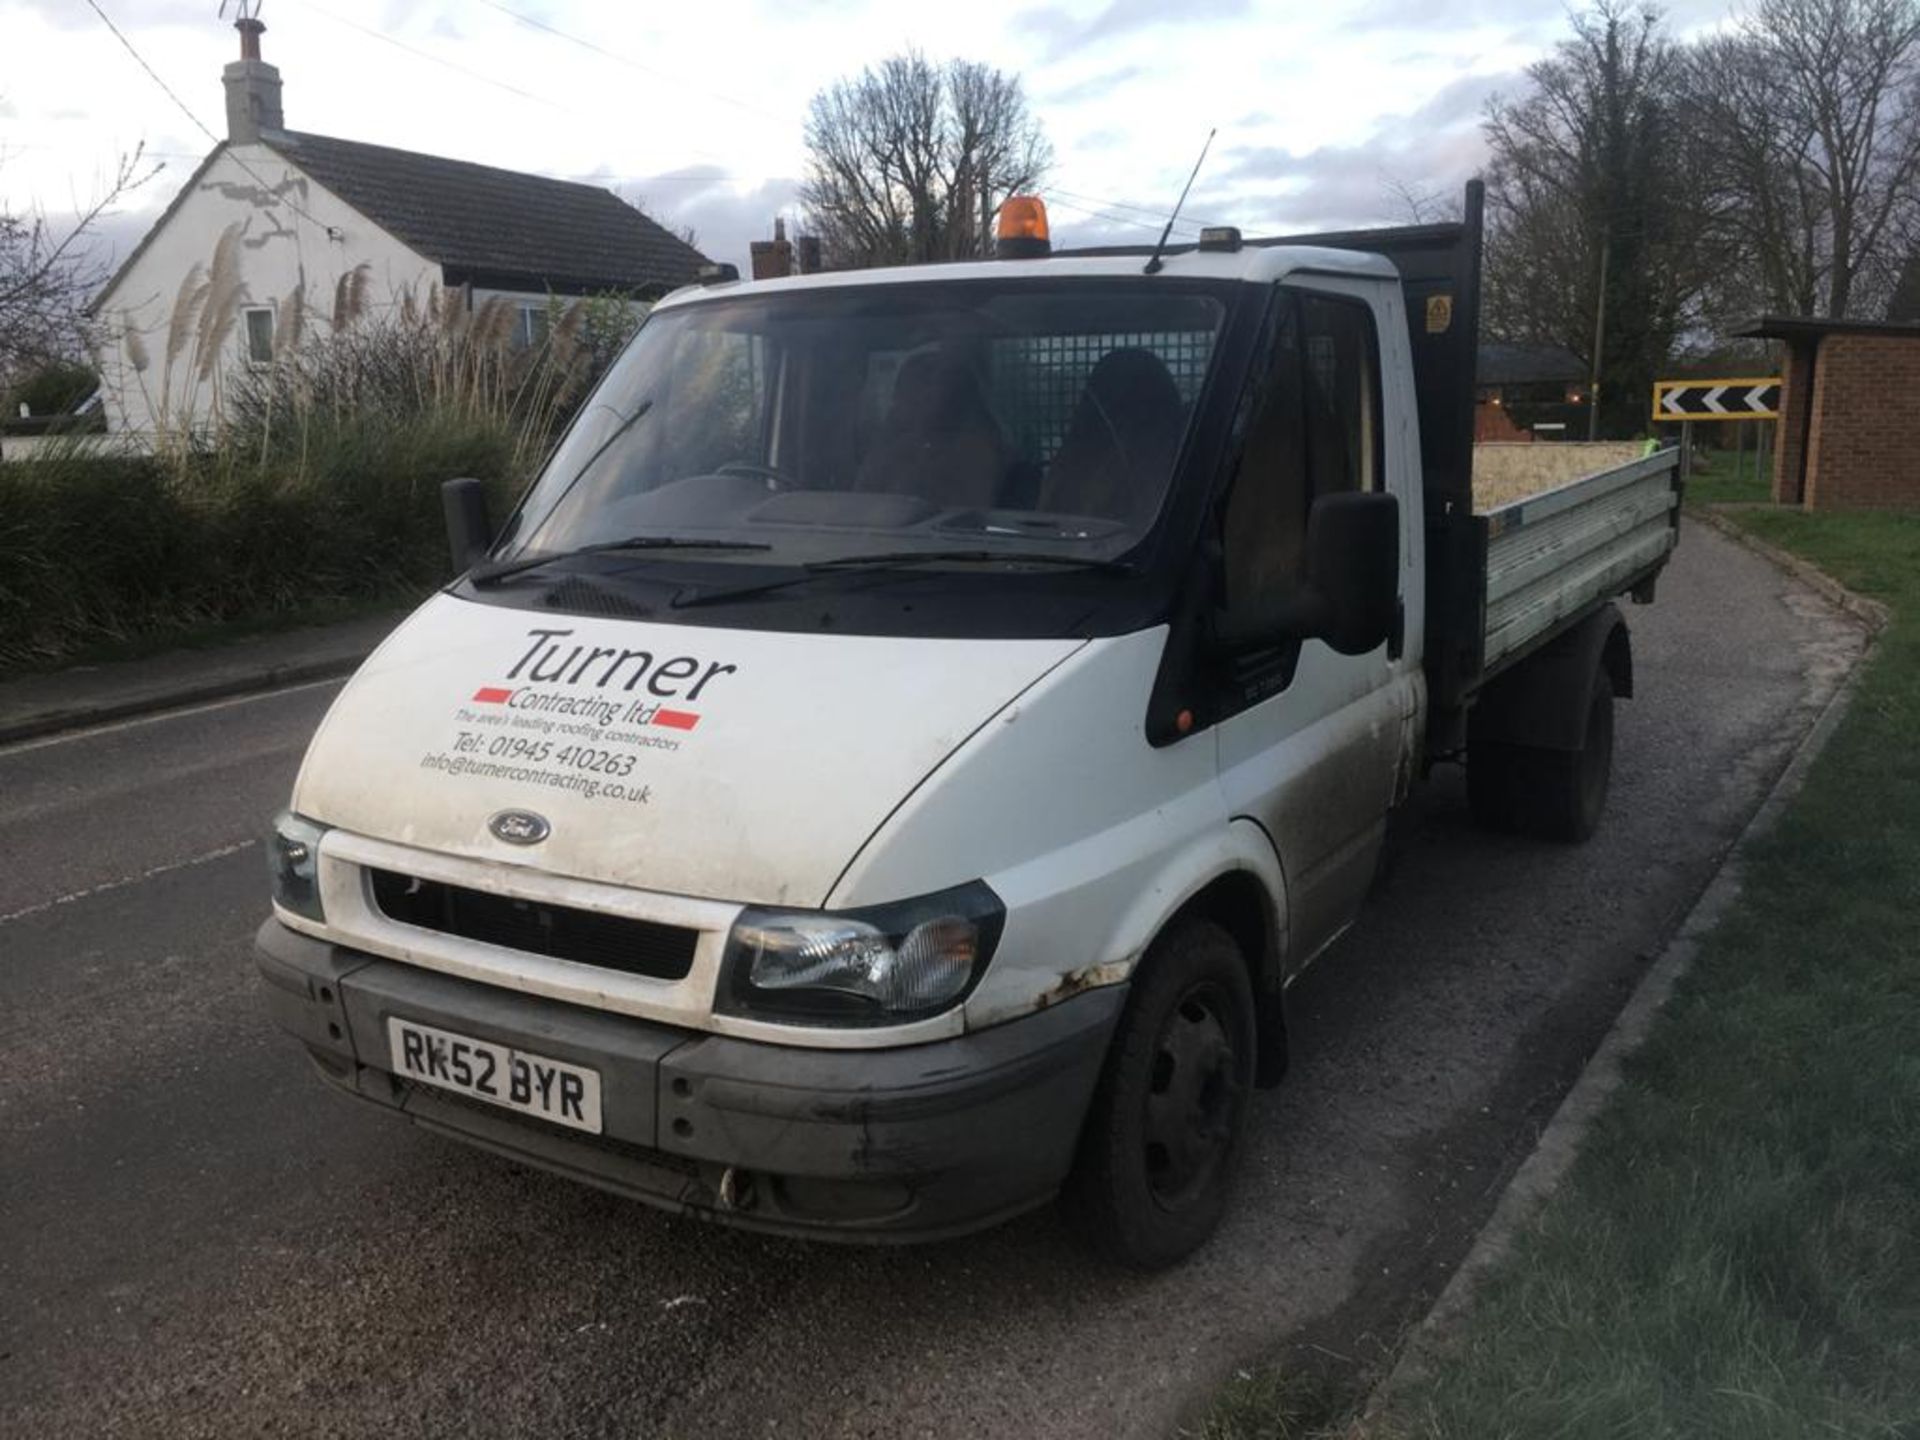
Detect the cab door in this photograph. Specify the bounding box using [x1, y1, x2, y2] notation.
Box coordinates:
[1211, 278, 1421, 973]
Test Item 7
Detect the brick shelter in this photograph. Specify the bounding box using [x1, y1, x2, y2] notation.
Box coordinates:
[1737, 316, 1920, 510]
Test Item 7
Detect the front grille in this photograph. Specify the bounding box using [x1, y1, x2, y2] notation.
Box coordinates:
[369, 869, 698, 980]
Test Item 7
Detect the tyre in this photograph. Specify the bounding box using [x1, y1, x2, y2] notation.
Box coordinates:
[1524, 680, 1614, 842]
[1467, 680, 1614, 843]
[1064, 919, 1256, 1269]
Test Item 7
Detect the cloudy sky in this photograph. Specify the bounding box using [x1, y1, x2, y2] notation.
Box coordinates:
[6, 0, 1734, 277]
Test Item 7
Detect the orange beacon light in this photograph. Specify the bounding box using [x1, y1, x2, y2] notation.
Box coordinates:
[995, 196, 1052, 258]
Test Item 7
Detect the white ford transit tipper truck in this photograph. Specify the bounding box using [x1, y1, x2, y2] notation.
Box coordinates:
[257, 183, 1683, 1267]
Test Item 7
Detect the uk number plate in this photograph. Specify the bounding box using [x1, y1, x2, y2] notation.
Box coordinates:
[387, 1017, 603, 1134]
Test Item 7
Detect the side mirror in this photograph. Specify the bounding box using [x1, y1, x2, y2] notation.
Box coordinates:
[1213, 491, 1401, 657]
[441, 477, 493, 574]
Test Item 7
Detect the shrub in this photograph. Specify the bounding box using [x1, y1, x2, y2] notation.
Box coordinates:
[4, 359, 100, 420]
[0, 282, 640, 674]
[0, 417, 523, 673]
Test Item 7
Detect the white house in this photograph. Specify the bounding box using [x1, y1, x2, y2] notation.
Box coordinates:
[90, 13, 708, 436]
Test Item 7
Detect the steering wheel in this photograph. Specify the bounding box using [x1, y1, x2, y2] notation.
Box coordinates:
[715, 460, 793, 492]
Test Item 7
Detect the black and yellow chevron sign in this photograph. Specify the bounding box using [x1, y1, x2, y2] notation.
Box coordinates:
[1652, 377, 1782, 423]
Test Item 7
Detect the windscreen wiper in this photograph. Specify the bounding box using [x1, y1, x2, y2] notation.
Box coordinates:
[669, 549, 1135, 609]
[471, 536, 772, 586]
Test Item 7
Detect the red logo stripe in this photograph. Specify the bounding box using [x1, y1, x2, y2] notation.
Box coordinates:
[472, 686, 513, 704]
[653, 708, 700, 731]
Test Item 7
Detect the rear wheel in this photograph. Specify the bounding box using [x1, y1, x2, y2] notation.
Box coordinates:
[1467, 678, 1615, 843]
[1530, 680, 1614, 842]
[1064, 919, 1256, 1269]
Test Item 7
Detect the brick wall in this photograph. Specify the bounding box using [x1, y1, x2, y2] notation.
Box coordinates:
[1802, 333, 1920, 510]
[1770, 339, 1815, 504]
[1475, 398, 1531, 443]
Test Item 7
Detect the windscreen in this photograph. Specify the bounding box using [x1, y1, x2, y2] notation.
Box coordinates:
[501, 279, 1229, 567]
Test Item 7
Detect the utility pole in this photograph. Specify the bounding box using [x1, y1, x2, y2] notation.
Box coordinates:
[1586, 223, 1610, 442]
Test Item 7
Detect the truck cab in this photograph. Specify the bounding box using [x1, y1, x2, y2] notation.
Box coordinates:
[257, 190, 1675, 1267]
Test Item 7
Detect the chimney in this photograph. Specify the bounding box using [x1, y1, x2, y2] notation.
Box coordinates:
[796, 234, 823, 275]
[750, 217, 794, 280]
[223, 14, 284, 144]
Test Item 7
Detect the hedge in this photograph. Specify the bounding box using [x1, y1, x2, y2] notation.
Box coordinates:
[0, 413, 526, 674]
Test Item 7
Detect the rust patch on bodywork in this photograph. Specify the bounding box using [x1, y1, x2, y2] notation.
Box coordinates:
[1036, 960, 1131, 1011]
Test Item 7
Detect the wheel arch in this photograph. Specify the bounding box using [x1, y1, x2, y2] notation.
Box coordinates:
[1163, 866, 1291, 1087]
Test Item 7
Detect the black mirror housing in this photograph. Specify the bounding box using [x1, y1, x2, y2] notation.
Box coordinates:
[441, 477, 493, 575]
[1213, 491, 1400, 657]
[1306, 490, 1400, 656]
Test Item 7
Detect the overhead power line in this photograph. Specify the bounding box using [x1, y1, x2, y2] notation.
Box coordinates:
[1042, 192, 1204, 238]
[1048, 184, 1217, 233]
[296, 0, 571, 113]
[286, 0, 749, 175]
[473, 0, 783, 123]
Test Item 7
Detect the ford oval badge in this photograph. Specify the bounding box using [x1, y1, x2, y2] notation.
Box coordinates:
[488, 809, 551, 846]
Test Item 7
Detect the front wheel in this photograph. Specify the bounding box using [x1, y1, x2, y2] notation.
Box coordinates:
[1063, 919, 1256, 1269]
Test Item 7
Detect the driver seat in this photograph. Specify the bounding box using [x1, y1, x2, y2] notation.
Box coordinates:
[1039, 348, 1184, 525]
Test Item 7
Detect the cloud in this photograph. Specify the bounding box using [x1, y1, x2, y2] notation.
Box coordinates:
[1041, 64, 1145, 106]
[1204, 69, 1514, 232]
[617, 167, 803, 273]
[1014, 0, 1250, 61]
[1339, 0, 1730, 41]
[10, 0, 206, 27]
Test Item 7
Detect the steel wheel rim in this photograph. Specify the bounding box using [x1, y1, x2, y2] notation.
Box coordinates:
[1142, 980, 1242, 1210]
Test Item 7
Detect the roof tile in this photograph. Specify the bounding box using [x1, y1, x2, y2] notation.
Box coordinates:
[265, 130, 709, 295]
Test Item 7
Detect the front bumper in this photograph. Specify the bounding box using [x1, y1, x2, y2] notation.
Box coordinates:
[255, 920, 1124, 1242]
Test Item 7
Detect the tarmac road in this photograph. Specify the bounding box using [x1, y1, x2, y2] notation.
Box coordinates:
[0, 522, 1867, 1440]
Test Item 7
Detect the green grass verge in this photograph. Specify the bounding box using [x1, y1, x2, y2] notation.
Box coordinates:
[1370, 507, 1920, 1438]
[1685, 446, 1775, 507]
[1194, 507, 1920, 1440]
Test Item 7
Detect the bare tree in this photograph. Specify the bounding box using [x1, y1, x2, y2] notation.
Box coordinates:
[1740, 0, 1920, 316]
[0, 144, 156, 385]
[1380, 176, 1464, 226]
[800, 52, 1051, 268]
[1681, 34, 1828, 322]
[619, 190, 700, 252]
[1481, 3, 1723, 435]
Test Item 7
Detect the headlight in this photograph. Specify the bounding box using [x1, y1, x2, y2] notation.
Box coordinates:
[267, 810, 330, 921]
[719, 881, 1005, 1026]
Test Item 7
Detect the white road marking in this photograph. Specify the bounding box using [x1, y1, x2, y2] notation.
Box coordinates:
[0, 677, 343, 758]
[0, 839, 259, 926]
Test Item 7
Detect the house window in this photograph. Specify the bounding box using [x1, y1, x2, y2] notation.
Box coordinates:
[243, 306, 275, 366]
[515, 303, 552, 350]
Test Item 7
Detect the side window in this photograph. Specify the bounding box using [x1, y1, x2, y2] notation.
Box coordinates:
[1300, 294, 1381, 498]
[1221, 290, 1382, 620]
